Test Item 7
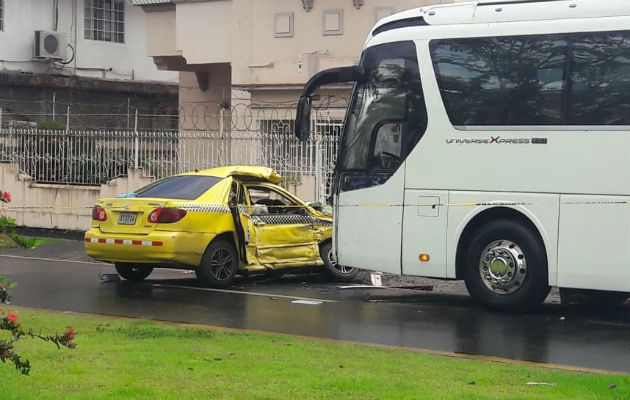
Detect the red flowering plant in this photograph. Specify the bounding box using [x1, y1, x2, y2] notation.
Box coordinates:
[0, 277, 77, 375]
[0, 191, 11, 203]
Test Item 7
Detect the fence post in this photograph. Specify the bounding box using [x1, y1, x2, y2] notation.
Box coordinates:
[134, 109, 139, 169]
[126, 97, 130, 130]
[66, 106, 71, 183]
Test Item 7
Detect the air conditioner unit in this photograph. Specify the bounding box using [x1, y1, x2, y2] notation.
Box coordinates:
[34, 30, 67, 60]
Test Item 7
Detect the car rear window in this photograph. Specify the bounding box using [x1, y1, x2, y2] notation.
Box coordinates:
[135, 176, 222, 200]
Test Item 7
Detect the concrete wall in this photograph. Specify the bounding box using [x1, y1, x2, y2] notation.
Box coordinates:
[176, 1, 233, 65]
[146, 10, 180, 58]
[0, 163, 153, 231]
[0, 163, 317, 231]
[0, 0, 177, 83]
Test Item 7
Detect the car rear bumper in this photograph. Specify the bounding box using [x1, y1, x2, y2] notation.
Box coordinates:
[84, 228, 216, 267]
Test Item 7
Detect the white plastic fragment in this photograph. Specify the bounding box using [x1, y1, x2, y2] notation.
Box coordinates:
[526, 382, 556, 386]
[291, 300, 323, 305]
[370, 272, 384, 286]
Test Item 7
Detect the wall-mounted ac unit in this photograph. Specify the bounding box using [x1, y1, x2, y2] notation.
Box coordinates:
[34, 30, 67, 60]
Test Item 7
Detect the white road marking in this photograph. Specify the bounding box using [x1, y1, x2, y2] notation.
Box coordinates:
[0, 254, 108, 265]
[0, 254, 339, 303]
[150, 283, 338, 303]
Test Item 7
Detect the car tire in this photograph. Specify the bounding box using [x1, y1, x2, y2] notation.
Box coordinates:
[196, 240, 238, 288]
[463, 219, 550, 313]
[114, 263, 153, 281]
[320, 241, 358, 283]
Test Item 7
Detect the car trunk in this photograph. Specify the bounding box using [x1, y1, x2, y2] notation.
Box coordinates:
[95, 198, 174, 235]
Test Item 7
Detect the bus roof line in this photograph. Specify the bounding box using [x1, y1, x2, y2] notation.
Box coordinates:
[369, 0, 629, 39]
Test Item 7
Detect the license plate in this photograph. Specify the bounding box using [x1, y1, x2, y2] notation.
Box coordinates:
[118, 212, 137, 225]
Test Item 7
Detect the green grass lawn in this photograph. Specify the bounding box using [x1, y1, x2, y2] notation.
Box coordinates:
[0, 307, 627, 400]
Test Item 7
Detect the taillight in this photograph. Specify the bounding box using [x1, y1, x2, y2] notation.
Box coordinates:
[147, 208, 187, 223]
[92, 206, 107, 221]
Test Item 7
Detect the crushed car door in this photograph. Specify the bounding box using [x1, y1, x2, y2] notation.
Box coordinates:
[244, 184, 318, 265]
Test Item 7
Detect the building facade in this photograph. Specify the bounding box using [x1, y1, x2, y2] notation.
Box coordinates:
[0, 0, 179, 129]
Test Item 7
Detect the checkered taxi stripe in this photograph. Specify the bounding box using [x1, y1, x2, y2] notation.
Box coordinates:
[168, 203, 333, 226]
[250, 215, 333, 226]
[85, 238, 163, 246]
[174, 203, 230, 213]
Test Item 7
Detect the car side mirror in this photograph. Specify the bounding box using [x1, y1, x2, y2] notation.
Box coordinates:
[307, 201, 323, 212]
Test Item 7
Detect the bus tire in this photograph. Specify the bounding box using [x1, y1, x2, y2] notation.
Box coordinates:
[320, 241, 358, 283]
[463, 219, 550, 312]
[115, 263, 153, 281]
[196, 240, 238, 288]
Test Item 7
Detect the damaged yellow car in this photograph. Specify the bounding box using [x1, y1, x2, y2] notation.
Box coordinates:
[85, 166, 357, 287]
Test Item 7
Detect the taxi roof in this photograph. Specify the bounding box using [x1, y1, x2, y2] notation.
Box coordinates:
[181, 166, 283, 184]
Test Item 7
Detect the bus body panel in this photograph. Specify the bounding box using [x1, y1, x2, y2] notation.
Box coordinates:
[558, 194, 630, 292]
[401, 189, 449, 278]
[335, 168, 405, 274]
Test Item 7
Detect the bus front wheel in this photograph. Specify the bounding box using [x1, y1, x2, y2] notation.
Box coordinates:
[463, 219, 550, 312]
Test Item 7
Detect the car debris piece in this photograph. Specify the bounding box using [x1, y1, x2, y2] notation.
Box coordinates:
[370, 272, 383, 286]
[98, 273, 120, 281]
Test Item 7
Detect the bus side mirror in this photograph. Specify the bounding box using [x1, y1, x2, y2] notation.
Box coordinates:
[296, 96, 312, 140]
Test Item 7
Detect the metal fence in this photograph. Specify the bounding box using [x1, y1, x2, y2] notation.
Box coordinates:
[0, 106, 344, 202]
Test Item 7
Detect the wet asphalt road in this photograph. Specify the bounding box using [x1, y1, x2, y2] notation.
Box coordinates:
[0, 240, 628, 373]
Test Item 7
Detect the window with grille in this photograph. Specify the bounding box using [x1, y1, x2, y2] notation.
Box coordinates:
[0, 0, 4, 32]
[84, 0, 125, 43]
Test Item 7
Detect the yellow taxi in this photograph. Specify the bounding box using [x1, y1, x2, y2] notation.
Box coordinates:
[85, 166, 357, 287]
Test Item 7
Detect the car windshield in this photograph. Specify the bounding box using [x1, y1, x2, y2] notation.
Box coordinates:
[135, 176, 222, 200]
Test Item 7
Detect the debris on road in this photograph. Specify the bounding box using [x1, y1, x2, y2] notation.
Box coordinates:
[291, 299, 323, 305]
[370, 272, 383, 286]
[98, 273, 120, 281]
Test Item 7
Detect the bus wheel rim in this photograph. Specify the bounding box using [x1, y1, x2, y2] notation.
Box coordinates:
[478, 240, 526, 295]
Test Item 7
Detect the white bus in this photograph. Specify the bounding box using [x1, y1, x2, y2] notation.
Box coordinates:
[295, 0, 630, 312]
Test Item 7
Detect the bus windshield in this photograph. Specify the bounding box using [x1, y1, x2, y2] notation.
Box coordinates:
[338, 41, 427, 192]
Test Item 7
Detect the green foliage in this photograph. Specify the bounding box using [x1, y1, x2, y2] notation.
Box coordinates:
[0, 310, 627, 398]
[0, 216, 50, 249]
[7, 233, 44, 249]
[0, 277, 17, 304]
[0, 286, 76, 375]
[36, 121, 65, 130]
[0, 216, 16, 233]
